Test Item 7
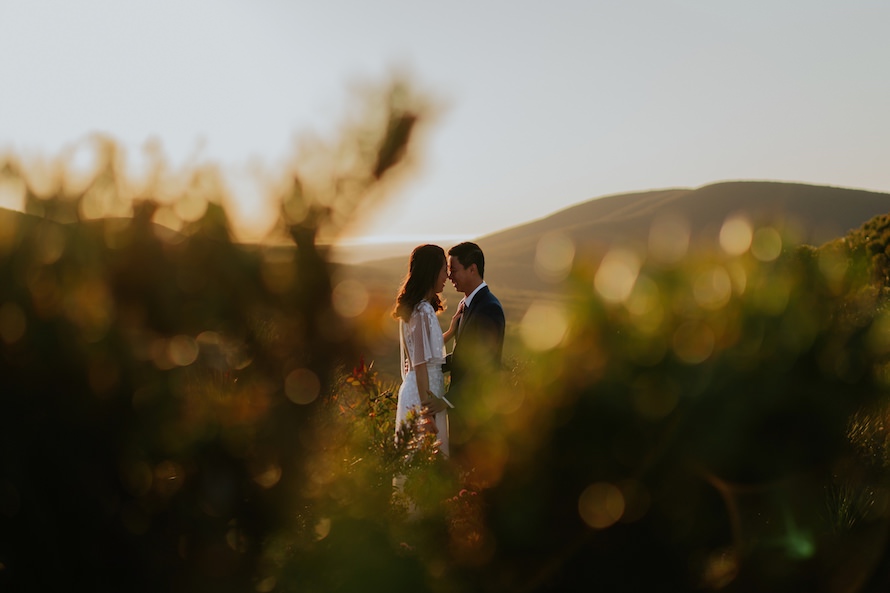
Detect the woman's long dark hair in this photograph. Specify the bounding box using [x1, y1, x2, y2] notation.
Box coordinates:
[393, 244, 446, 321]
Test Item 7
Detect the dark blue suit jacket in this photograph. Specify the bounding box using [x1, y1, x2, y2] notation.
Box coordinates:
[447, 285, 505, 401]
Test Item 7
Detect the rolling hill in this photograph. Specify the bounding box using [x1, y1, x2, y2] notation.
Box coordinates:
[341, 181, 890, 351]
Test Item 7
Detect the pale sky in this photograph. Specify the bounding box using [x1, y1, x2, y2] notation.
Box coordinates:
[1, 0, 888, 244]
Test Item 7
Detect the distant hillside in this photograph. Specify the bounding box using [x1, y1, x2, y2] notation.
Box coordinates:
[484, 181, 889, 294]
[482, 181, 882, 253]
[342, 181, 890, 318]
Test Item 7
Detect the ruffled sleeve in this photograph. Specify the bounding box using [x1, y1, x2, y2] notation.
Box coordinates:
[404, 301, 446, 369]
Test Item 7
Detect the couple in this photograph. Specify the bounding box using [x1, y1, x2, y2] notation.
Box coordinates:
[392, 241, 505, 459]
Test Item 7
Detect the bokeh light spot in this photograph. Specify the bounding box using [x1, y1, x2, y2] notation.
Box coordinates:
[520, 301, 568, 351]
[700, 548, 739, 589]
[249, 450, 283, 489]
[751, 227, 783, 262]
[720, 215, 753, 255]
[314, 517, 332, 541]
[151, 338, 177, 370]
[226, 525, 247, 553]
[152, 206, 185, 235]
[535, 231, 575, 282]
[332, 279, 369, 318]
[63, 278, 115, 341]
[285, 368, 321, 405]
[626, 275, 660, 316]
[21, 157, 62, 198]
[197, 330, 253, 371]
[595, 248, 641, 304]
[64, 140, 102, 193]
[693, 265, 732, 310]
[727, 260, 748, 296]
[579, 482, 625, 529]
[168, 335, 199, 366]
[785, 530, 815, 559]
[0, 176, 26, 211]
[80, 183, 120, 220]
[173, 192, 208, 223]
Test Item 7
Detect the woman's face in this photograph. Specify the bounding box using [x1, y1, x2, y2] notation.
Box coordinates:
[435, 262, 448, 294]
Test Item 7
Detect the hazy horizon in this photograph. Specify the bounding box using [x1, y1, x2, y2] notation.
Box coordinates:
[328, 234, 477, 264]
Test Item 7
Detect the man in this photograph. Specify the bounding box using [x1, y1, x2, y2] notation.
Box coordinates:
[435, 241, 505, 456]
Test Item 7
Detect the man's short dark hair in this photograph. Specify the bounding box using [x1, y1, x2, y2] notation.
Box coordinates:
[448, 242, 485, 279]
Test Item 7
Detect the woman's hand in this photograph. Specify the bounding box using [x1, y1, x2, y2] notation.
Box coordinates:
[443, 305, 463, 342]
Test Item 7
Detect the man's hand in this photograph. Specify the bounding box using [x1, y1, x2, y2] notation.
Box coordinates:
[423, 397, 449, 415]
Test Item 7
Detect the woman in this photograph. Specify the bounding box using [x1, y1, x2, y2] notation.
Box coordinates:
[393, 244, 460, 456]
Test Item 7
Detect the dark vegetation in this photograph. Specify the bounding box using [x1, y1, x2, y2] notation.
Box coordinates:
[3, 83, 890, 592]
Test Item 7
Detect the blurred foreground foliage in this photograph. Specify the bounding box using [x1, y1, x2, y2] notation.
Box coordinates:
[3, 82, 890, 592]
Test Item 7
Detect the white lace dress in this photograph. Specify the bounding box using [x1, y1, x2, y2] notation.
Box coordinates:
[396, 300, 449, 456]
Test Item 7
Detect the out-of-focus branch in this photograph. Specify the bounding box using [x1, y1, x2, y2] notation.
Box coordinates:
[278, 78, 430, 245]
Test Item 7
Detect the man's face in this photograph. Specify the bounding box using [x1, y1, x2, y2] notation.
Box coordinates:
[448, 255, 471, 294]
